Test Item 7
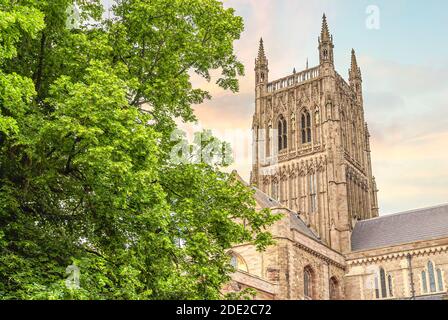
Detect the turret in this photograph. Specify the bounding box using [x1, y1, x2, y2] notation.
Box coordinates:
[318, 14, 334, 67]
[255, 38, 269, 94]
[349, 49, 363, 104]
[252, 38, 269, 186]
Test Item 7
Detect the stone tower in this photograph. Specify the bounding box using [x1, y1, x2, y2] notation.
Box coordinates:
[251, 14, 379, 254]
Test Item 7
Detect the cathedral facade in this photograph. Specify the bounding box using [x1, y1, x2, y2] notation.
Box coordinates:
[224, 15, 448, 300]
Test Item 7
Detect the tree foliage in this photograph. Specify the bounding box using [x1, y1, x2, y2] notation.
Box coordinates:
[0, 0, 280, 299]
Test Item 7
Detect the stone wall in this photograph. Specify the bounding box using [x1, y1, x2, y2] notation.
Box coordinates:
[227, 208, 346, 300]
[345, 238, 448, 300]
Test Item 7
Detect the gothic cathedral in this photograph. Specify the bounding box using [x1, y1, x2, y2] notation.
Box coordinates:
[250, 14, 379, 254]
[224, 14, 448, 300]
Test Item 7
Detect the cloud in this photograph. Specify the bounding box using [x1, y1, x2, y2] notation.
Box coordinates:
[373, 130, 448, 214]
[361, 55, 448, 213]
[362, 55, 448, 142]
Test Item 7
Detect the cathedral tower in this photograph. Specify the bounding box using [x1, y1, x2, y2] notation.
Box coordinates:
[251, 15, 379, 253]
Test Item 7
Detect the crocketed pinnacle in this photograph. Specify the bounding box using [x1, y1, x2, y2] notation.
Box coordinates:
[320, 13, 331, 41]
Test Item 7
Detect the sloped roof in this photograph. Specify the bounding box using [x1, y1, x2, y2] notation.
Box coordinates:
[253, 187, 282, 208]
[252, 187, 320, 241]
[351, 203, 448, 251]
[231, 171, 321, 243]
[290, 212, 321, 241]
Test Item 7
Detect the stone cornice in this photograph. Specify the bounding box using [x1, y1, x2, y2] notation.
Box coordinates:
[346, 243, 448, 266]
[277, 225, 347, 268]
[294, 241, 346, 270]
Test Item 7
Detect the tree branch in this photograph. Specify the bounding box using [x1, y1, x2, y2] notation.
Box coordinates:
[34, 32, 47, 98]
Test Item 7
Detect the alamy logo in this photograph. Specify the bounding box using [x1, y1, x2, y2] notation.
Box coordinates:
[65, 264, 80, 290]
[364, 265, 380, 290]
[253, 128, 280, 176]
[366, 5, 381, 30]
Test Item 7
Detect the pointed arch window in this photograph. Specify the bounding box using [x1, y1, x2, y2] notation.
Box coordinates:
[380, 267, 387, 298]
[422, 261, 445, 294]
[304, 266, 314, 300]
[301, 114, 306, 143]
[301, 110, 312, 144]
[229, 253, 248, 273]
[278, 116, 287, 151]
[374, 267, 394, 299]
[388, 275, 393, 297]
[428, 260, 436, 292]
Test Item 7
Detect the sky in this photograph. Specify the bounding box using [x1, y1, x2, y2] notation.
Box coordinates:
[189, 0, 448, 216]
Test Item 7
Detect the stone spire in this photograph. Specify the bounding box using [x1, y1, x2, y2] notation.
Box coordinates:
[257, 38, 267, 62]
[320, 14, 331, 42]
[318, 14, 334, 66]
[349, 49, 362, 81]
[349, 49, 363, 103]
[255, 37, 268, 87]
[350, 49, 358, 69]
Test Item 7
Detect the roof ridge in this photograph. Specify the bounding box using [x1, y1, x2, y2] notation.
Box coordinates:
[252, 186, 284, 205]
[359, 202, 448, 223]
[290, 212, 322, 241]
[251, 187, 322, 242]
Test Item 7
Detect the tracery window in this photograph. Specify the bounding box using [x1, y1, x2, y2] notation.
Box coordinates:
[278, 116, 288, 151]
[380, 267, 387, 298]
[374, 267, 394, 299]
[422, 261, 445, 294]
[301, 110, 312, 144]
[388, 275, 393, 297]
[304, 266, 314, 300]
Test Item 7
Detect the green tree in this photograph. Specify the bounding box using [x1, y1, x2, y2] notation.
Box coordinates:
[0, 0, 280, 299]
